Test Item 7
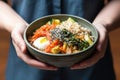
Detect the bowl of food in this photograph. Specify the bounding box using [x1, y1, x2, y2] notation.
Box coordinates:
[24, 14, 98, 67]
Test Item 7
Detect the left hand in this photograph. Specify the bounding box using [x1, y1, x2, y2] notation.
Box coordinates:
[71, 23, 108, 69]
[11, 23, 57, 70]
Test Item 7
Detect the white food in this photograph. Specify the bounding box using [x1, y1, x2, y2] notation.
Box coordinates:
[33, 37, 50, 50]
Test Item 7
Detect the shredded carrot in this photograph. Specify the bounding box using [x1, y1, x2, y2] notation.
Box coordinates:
[60, 44, 67, 53]
[29, 23, 56, 42]
[45, 39, 59, 53]
[60, 46, 66, 53]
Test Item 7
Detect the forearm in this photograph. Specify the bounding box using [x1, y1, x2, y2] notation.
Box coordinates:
[0, 1, 27, 33]
[93, 0, 120, 32]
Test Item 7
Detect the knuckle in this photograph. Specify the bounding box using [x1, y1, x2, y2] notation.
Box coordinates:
[11, 31, 16, 42]
[17, 53, 22, 59]
[11, 31, 15, 38]
[26, 60, 32, 66]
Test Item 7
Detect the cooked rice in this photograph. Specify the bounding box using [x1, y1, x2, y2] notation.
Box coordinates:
[56, 20, 90, 36]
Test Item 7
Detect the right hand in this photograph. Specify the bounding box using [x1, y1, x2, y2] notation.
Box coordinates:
[11, 23, 58, 70]
[71, 23, 108, 69]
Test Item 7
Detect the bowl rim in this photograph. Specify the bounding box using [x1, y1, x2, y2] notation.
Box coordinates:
[24, 14, 98, 56]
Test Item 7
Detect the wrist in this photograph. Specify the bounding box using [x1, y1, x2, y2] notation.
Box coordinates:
[4, 22, 28, 33]
[11, 22, 28, 33]
[92, 20, 110, 33]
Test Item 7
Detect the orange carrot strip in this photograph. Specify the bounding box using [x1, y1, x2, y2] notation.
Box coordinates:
[45, 39, 59, 53]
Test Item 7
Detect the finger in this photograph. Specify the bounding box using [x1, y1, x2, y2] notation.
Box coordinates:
[12, 41, 58, 70]
[11, 25, 58, 70]
[11, 30, 26, 53]
[71, 51, 101, 69]
[25, 58, 58, 70]
[93, 24, 108, 51]
[11, 23, 28, 52]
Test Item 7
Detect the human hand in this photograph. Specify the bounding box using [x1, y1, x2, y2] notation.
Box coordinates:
[11, 23, 57, 70]
[71, 23, 108, 69]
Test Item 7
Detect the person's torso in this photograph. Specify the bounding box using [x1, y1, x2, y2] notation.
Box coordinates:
[11, 0, 105, 23]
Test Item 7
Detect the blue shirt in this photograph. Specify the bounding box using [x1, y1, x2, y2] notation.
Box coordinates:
[6, 0, 115, 80]
[12, 0, 104, 23]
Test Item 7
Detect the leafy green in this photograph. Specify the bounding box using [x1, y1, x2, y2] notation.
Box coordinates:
[50, 20, 90, 51]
